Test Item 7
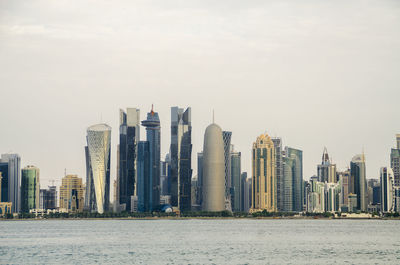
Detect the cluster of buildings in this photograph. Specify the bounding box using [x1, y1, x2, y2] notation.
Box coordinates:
[303, 135, 400, 214]
[1, 106, 400, 216]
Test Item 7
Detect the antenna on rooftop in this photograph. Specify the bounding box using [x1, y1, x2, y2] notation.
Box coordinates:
[64, 168, 67, 177]
[212, 109, 215, 123]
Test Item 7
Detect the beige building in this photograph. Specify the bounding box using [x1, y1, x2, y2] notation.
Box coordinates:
[59, 175, 85, 213]
[251, 133, 276, 212]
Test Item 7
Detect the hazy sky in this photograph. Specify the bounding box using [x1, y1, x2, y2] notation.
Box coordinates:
[1, 0, 400, 189]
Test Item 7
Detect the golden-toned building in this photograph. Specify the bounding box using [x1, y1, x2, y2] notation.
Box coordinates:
[251, 133, 276, 212]
[59, 175, 85, 213]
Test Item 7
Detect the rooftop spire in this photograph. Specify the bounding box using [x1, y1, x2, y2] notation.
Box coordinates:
[213, 109, 215, 123]
[151, 104, 154, 116]
[322, 147, 329, 163]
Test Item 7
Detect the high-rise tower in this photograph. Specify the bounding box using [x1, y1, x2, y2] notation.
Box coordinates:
[20, 165, 40, 213]
[170, 106, 192, 212]
[118, 108, 140, 212]
[282, 147, 303, 212]
[350, 153, 367, 211]
[141, 106, 161, 212]
[85, 123, 111, 214]
[0, 154, 21, 213]
[271, 138, 283, 211]
[390, 134, 400, 187]
[202, 123, 225, 211]
[230, 148, 241, 212]
[251, 134, 276, 212]
[380, 167, 394, 213]
[222, 131, 232, 211]
[317, 148, 337, 183]
[60, 174, 85, 213]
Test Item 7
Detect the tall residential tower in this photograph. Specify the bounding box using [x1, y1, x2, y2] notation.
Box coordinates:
[251, 134, 276, 212]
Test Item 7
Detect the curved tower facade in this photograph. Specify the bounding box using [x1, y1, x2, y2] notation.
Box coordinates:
[86, 123, 111, 214]
[202, 123, 225, 211]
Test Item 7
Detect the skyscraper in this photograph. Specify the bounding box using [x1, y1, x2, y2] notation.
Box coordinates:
[117, 108, 140, 212]
[197, 152, 203, 207]
[160, 157, 171, 196]
[60, 175, 85, 213]
[380, 167, 394, 213]
[230, 148, 241, 212]
[282, 147, 303, 212]
[350, 153, 367, 212]
[271, 138, 283, 211]
[390, 134, 400, 187]
[0, 154, 21, 213]
[137, 141, 150, 212]
[20, 165, 40, 213]
[39, 186, 57, 210]
[222, 131, 232, 211]
[141, 106, 161, 212]
[241, 173, 251, 212]
[251, 133, 276, 212]
[202, 123, 225, 212]
[170, 106, 192, 212]
[317, 148, 337, 183]
[85, 123, 111, 214]
[337, 170, 350, 208]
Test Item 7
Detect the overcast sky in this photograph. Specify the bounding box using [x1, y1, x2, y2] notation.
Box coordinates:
[1, 0, 399, 190]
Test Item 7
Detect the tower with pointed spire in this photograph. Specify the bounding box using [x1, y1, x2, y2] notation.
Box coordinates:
[317, 147, 337, 183]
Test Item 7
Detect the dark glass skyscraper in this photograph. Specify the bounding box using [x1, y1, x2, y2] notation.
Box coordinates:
[118, 108, 140, 212]
[230, 150, 241, 212]
[197, 152, 203, 207]
[350, 154, 367, 211]
[170, 107, 192, 212]
[137, 141, 150, 212]
[141, 107, 161, 212]
[282, 147, 303, 212]
[0, 154, 21, 213]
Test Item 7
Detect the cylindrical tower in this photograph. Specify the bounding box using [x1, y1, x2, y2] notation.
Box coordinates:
[202, 123, 225, 211]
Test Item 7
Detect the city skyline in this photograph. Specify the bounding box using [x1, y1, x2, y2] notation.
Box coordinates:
[1, 0, 400, 189]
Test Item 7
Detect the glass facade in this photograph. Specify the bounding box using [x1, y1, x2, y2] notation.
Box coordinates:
[141, 108, 161, 212]
[170, 107, 192, 212]
[85, 124, 111, 214]
[137, 141, 150, 212]
[118, 108, 140, 212]
[39, 186, 57, 210]
[350, 154, 367, 212]
[20, 166, 40, 213]
[230, 151, 241, 212]
[0, 163, 8, 203]
[0, 154, 21, 213]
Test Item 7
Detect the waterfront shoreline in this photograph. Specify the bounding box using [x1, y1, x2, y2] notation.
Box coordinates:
[2, 216, 399, 221]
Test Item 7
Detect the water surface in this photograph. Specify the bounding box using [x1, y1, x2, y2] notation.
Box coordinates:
[0, 219, 399, 264]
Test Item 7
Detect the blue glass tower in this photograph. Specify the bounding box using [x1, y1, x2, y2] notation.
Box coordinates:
[141, 106, 161, 212]
[137, 141, 150, 212]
